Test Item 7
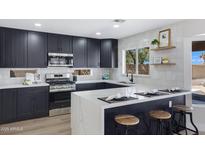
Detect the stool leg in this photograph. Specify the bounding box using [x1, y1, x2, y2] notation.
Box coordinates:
[183, 113, 188, 135]
[172, 111, 179, 133]
[176, 112, 183, 133]
[189, 112, 199, 135]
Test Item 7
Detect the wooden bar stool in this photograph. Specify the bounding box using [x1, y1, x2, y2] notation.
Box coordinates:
[149, 110, 172, 135]
[172, 105, 198, 135]
[114, 114, 140, 135]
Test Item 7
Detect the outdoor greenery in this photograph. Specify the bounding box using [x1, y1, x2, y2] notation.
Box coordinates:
[126, 49, 136, 65]
[138, 47, 149, 64]
[126, 49, 136, 74]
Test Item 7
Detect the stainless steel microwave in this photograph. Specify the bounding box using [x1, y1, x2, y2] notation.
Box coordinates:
[48, 53, 73, 67]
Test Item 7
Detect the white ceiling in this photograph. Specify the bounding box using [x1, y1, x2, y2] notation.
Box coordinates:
[0, 19, 183, 39]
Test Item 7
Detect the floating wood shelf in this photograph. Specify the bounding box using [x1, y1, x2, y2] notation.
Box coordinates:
[150, 63, 176, 65]
[151, 46, 176, 51]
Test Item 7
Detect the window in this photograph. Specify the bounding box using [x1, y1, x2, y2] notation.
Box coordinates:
[138, 47, 150, 75]
[123, 47, 150, 75]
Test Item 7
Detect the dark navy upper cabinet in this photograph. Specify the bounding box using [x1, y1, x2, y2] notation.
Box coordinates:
[28, 31, 47, 68]
[87, 38, 100, 68]
[0, 27, 118, 69]
[61, 35, 73, 53]
[73, 37, 87, 68]
[100, 39, 118, 68]
[0, 28, 28, 68]
[47, 33, 59, 52]
[48, 33, 72, 54]
[0, 89, 17, 124]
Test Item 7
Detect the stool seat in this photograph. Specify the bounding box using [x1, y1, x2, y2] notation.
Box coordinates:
[115, 114, 140, 126]
[149, 110, 171, 120]
[173, 105, 193, 112]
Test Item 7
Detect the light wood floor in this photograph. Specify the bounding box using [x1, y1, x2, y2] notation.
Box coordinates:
[0, 114, 71, 135]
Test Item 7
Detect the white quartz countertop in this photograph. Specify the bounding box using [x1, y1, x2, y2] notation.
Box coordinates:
[72, 83, 191, 109]
[0, 82, 49, 90]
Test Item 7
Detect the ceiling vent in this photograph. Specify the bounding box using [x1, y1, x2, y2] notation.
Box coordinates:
[113, 19, 126, 23]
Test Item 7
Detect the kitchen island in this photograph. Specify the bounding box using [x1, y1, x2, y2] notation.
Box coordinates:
[71, 83, 191, 135]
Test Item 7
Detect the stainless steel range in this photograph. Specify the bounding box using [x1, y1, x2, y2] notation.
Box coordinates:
[46, 73, 76, 116]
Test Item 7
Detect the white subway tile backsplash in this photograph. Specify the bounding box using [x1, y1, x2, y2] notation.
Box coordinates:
[0, 67, 106, 84]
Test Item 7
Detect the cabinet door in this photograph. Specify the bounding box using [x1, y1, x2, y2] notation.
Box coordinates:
[100, 39, 118, 68]
[100, 40, 112, 68]
[0, 28, 27, 68]
[111, 39, 118, 68]
[17, 88, 34, 120]
[0, 28, 4, 67]
[73, 37, 87, 68]
[0, 89, 17, 124]
[33, 86, 49, 117]
[5, 28, 28, 67]
[87, 38, 100, 68]
[17, 87, 49, 120]
[28, 31, 47, 68]
[48, 33, 59, 53]
[60, 35, 73, 54]
[0, 28, 14, 67]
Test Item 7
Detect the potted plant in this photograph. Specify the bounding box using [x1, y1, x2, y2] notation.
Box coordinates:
[151, 39, 159, 49]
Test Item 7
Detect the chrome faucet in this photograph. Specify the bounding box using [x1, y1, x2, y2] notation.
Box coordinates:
[127, 72, 134, 83]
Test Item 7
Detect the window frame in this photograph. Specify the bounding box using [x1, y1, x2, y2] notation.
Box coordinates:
[122, 47, 150, 76]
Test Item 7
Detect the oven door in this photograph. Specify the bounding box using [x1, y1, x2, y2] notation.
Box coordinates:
[49, 91, 72, 110]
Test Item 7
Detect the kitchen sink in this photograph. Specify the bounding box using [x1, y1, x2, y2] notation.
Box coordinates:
[118, 81, 135, 84]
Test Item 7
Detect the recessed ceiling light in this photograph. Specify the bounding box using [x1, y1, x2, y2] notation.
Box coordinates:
[34, 23, 42, 27]
[96, 32, 101, 35]
[113, 24, 120, 28]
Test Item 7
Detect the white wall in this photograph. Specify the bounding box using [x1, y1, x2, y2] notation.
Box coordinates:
[0, 67, 109, 84]
[112, 19, 205, 90]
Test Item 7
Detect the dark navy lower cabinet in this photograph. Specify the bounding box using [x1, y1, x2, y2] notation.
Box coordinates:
[32, 87, 49, 117]
[0, 89, 17, 124]
[0, 87, 49, 124]
[17, 87, 49, 121]
[17, 88, 34, 120]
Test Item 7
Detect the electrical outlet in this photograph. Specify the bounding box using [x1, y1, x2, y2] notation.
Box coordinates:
[169, 101, 172, 108]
